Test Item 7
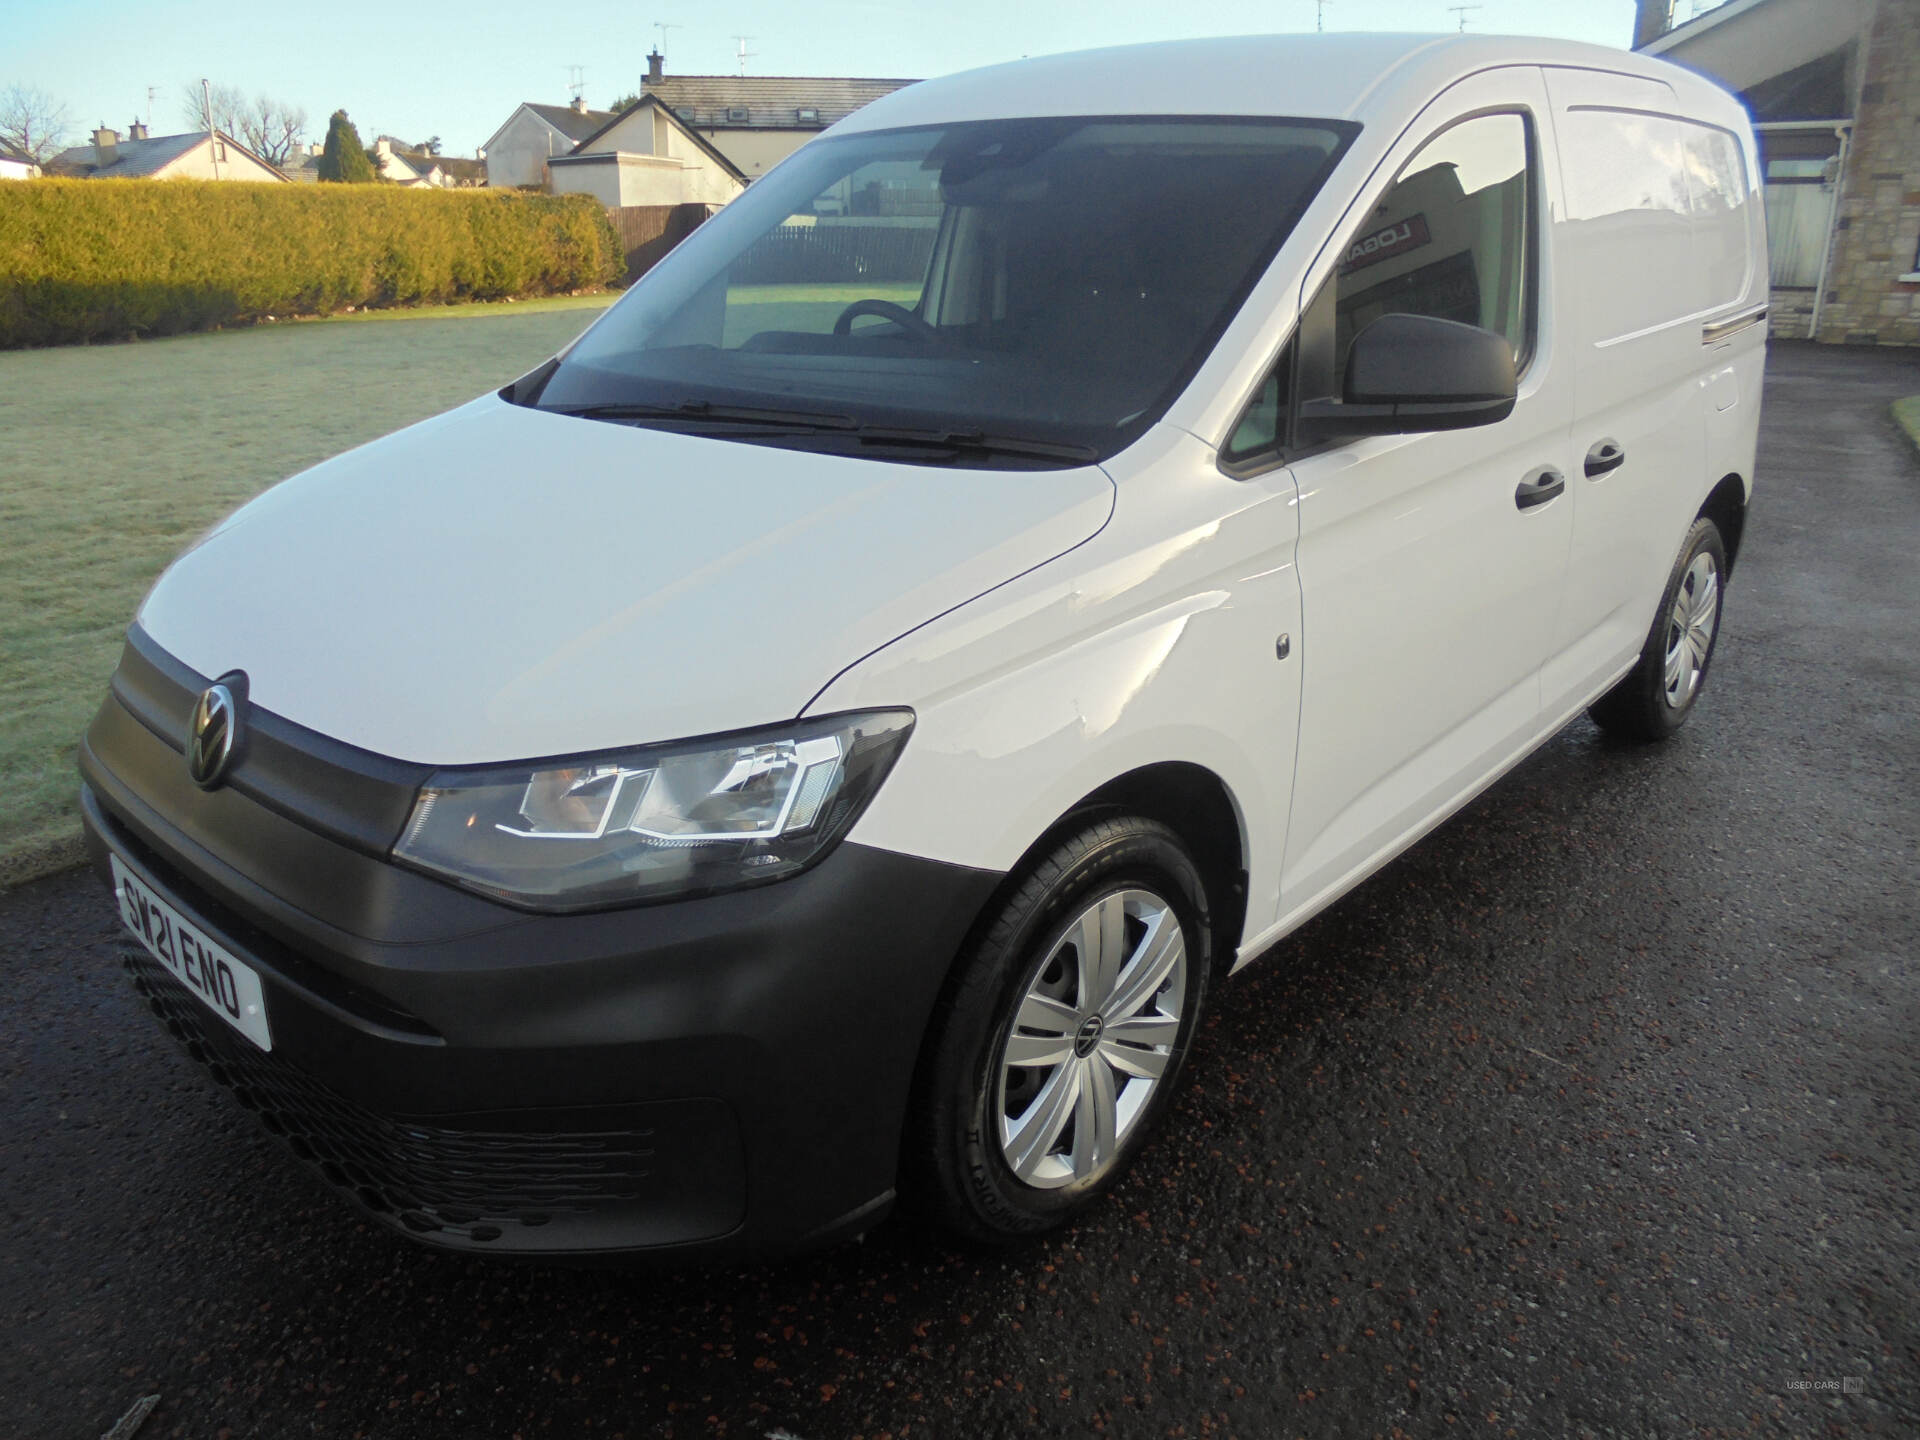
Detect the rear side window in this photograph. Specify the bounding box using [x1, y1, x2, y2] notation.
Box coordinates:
[1333, 112, 1534, 368]
[1559, 109, 1690, 223]
[1682, 124, 1752, 308]
[1557, 107, 1751, 332]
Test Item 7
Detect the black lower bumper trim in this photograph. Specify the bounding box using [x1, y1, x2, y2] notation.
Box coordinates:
[122, 946, 746, 1252]
[80, 668, 1005, 1260]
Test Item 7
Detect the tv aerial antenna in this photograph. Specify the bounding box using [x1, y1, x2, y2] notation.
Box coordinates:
[1447, 4, 1482, 30]
[652, 21, 682, 52]
[1306, 0, 1333, 31]
[565, 64, 586, 102]
[731, 35, 757, 75]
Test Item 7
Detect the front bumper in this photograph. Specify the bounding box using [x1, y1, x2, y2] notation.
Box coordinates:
[79, 633, 1000, 1260]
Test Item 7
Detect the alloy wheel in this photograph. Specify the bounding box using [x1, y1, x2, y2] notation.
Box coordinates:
[1662, 550, 1720, 709]
[994, 887, 1187, 1190]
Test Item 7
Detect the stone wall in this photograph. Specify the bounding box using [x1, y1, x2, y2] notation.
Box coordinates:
[1815, 0, 1920, 345]
[1770, 288, 1818, 340]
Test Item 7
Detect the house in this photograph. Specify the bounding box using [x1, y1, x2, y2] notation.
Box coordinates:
[1637, 0, 1920, 345]
[481, 99, 617, 190]
[372, 137, 450, 187]
[283, 140, 486, 187]
[430, 154, 486, 187]
[44, 123, 288, 182]
[284, 137, 487, 187]
[636, 51, 918, 178]
[548, 94, 746, 208]
[0, 142, 38, 180]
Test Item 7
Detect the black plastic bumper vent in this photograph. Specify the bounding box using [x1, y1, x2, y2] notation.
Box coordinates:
[123, 949, 663, 1243]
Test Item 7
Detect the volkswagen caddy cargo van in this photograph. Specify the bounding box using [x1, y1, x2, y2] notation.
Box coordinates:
[81, 34, 1766, 1260]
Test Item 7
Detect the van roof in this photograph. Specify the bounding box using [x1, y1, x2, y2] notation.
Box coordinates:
[833, 33, 1719, 134]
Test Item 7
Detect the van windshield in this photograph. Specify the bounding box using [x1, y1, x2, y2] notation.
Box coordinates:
[525, 116, 1354, 467]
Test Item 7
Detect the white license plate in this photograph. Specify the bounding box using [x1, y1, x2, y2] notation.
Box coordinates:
[111, 854, 272, 1051]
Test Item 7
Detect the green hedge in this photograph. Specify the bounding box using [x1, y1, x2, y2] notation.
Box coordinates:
[0, 179, 622, 347]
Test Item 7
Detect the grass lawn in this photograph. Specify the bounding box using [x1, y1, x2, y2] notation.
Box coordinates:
[1894, 395, 1920, 458]
[296, 292, 619, 325]
[0, 302, 610, 884]
[723, 284, 922, 347]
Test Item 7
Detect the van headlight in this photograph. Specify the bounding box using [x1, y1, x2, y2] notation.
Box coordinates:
[393, 710, 913, 911]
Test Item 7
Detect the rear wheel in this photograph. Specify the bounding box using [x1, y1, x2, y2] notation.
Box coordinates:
[1589, 516, 1727, 742]
[907, 815, 1212, 1244]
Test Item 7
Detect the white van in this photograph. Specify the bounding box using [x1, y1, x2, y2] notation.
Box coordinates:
[82, 34, 1766, 1259]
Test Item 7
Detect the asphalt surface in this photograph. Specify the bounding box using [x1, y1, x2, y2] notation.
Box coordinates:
[4, 342, 1917, 1440]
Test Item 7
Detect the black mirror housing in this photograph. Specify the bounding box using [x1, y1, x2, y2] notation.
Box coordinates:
[1297, 312, 1518, 439]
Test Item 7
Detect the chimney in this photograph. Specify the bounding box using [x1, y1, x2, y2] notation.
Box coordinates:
[647, 49, 664, 84]
[374, 136, 392, 157]
[1632, 0, 1673, 48]
[570, 94, 589, 114]
[129, 118, 149, 141]
[92, 126, 119, 167]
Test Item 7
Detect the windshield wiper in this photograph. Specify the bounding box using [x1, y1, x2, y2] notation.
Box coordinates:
[551, 400, 860, 431]
[550, 404, 1098, 466]
[850, 427, 1101, 465]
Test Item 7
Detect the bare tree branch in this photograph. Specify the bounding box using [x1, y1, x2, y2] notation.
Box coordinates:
[178, 81, 247, 138]
[238, 94, 307, 166]
[0, 84, 72, 163]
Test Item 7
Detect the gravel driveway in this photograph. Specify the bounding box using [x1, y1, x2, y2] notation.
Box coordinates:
[3, 341, 1916, 1440]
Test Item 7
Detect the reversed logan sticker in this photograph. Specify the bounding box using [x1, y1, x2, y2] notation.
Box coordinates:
[1340, 214, 1433, 274]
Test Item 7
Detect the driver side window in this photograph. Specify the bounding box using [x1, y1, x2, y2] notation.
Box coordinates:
[1332, 112, 1534, 370]
[1221, 112, 1534, 474]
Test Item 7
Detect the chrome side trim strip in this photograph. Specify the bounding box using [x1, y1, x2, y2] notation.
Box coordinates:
[1702, 304, 1768, 345]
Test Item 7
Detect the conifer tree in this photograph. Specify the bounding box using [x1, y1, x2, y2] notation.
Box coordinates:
[316, 109, 374, 182]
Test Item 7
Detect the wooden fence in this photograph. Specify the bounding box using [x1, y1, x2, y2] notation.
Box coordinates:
[606, 207, 944, 289]
[729, 223, 939, 285]
[607, 203, 714, 285]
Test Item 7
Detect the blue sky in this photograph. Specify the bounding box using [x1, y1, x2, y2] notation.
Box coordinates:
[10, 0, 1649, 158]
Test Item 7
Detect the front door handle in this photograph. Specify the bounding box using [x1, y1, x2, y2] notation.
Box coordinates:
[1584, 438, 1626, 478]
[1515, 467, 1566, 511]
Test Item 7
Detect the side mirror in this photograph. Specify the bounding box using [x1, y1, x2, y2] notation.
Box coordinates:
[1297, 312, 1517, 439]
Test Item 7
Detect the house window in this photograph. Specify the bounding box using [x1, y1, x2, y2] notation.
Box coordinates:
[1756, 127, 1840, 289]
[727, 106, 750, 122]
[796, 107, 819, 123]
[1766, 157, 1830, 179]
[1758, 128, 1840, 183]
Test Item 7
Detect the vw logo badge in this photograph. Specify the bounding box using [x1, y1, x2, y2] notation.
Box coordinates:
[1074, 1013, 1105, 1058]
[187, 683, 239, 789]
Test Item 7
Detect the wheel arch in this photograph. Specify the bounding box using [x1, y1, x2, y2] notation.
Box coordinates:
[1698, 472, 1749, 574]
[958, 761, 1252, 981]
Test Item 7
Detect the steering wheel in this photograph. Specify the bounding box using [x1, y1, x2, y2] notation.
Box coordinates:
[832, 298, 939, 342]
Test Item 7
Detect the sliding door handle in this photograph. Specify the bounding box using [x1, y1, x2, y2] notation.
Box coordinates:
[1584, 439, 1626, 478]
[1515, 467, 1566, 511]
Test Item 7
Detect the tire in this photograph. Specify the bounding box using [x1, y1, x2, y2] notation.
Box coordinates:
[1589, 516, 1728, 742]
[906, 815, 1213, 1245]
